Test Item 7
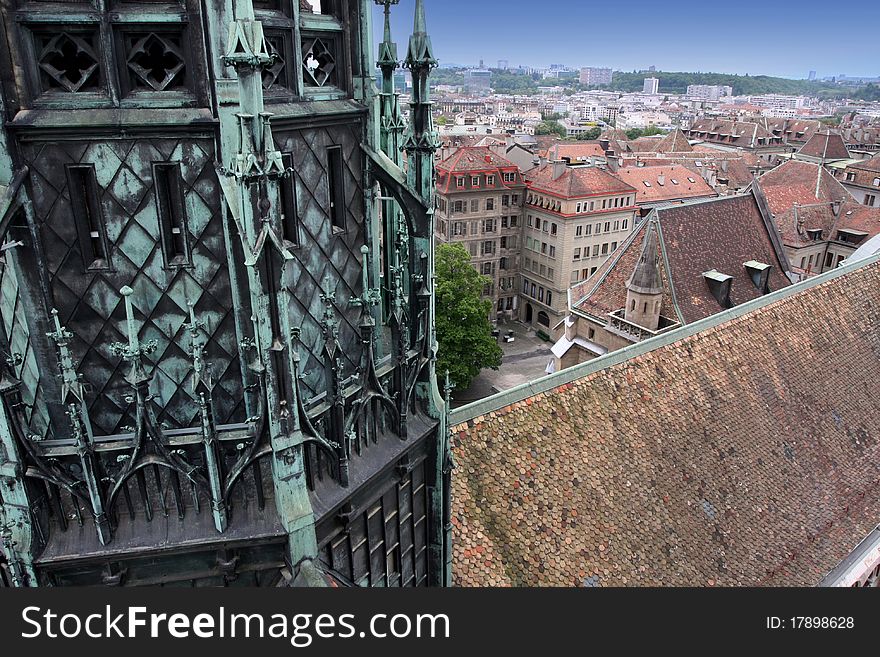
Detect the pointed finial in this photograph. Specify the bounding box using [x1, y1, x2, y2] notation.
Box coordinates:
[414, 0, 427, 35]
[110, 285, 157, 365]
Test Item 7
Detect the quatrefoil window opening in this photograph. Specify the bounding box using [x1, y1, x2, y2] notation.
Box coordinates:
[38, 32, 100, 93]
[126, 33, 186, 92]
[301, 37, 336, 87]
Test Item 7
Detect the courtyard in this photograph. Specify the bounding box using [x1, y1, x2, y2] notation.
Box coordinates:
[450, 319, 554, 407]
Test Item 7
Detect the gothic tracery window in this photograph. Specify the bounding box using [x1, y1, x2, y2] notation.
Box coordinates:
[37, 31, 101, 93]
[124, 32, 187, 92]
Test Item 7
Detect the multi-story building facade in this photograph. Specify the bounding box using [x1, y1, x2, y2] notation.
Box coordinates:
[521, 163, 638, 335]
[579, 67, 613, 86]
[643, 77, 659, 94]
[686, 84, 733, 100]
[838, 154, 880, 206]
[0, 0, 451, 587]
[435, 148, 526, 319]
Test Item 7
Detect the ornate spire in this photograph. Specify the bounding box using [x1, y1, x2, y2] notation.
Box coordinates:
[406, 0, 437, 69]
[375, 0, 400, 72]
[403, 0, 439, 201]
[626, 221, 663, 295]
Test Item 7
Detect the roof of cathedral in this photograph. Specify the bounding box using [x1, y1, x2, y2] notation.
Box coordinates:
[450, 255, 880, 586]
[526, 163, 636, 199]
[572, 190, 792, 324]
[797, 131, 851, 161]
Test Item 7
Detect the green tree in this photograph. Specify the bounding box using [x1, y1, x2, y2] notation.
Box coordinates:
[535, 120, 567, 138]
[625, 128, 644, 140]
[436, 115, 448, 126]
[576, 127, 601, 141]
[642, 125, 665, 136]
[435, 243, 503, 390]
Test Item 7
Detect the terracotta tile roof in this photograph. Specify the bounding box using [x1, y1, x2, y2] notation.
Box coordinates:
[599, 128, 630, 142]
[610, 165, 716, 204]
[572, 191, 791, 324]
[435, 147, 525, 194]
[758, 160, 850, 215]
[526, 163, 636, 199]
[849, 153, 880, 173]
[686, 118, 780, 149]
[452, 259, 880, 586]
[628, 136, 664, 152]
[773, 200, 880, 249]
[547, 142, 606, 162]
[651, 128, 694, 153]
[797, 131, 850, 160]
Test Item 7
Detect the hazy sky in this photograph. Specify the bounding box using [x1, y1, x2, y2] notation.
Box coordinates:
[370, 0, 880, 79]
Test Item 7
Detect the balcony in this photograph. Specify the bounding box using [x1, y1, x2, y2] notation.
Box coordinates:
[604, 309, 679, 343]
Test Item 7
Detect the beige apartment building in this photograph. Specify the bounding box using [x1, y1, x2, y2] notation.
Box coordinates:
[435, 148, 526, 319]
[521, 162, 638, 335]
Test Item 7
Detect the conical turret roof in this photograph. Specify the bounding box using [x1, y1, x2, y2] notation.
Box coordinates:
[626, 220, 663, 295]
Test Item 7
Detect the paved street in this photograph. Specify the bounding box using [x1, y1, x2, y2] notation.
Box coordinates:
[450, 319, 553, 407]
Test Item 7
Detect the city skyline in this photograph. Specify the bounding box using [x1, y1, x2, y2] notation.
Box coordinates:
[372, 0, 880, 80]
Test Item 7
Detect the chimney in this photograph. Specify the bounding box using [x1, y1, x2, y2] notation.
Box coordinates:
[831, 199, 842, 216]
[720, 159, 729, 173]
[539, 155, 548, 167]
[552, 160, 567, 180]
[599, 138, 610, 152]
[607, 156, 620, 173]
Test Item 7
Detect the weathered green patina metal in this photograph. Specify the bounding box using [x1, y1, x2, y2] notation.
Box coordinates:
[0, 0, 449, 587]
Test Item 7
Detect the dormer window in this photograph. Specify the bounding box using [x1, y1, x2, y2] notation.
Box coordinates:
[487, 175, 495, 185]
[743, 260, 772, 294]
[806, 228, 823, 241]
[456, 177, 465, 188]
[471, 176, 480, 187]
[703, 269, 733, 308]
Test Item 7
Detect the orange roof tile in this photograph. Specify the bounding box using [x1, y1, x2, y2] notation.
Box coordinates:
[452, 259, 880, 586]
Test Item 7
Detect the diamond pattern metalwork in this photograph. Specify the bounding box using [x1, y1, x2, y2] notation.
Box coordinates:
[125, 33, 186, 92]
[273, 124, 365, 401]
[21, 137, 245, 435]
[0, 253, 50, 439]
[37, 32, 100, 93]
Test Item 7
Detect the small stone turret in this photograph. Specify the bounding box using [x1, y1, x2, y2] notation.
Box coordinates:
[625, 221, 663, 331]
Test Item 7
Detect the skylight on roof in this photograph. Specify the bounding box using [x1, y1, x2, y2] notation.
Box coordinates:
[671, 179, 679, 185]
[687, 177, 696, 183]
[643, 181, 652, 187]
